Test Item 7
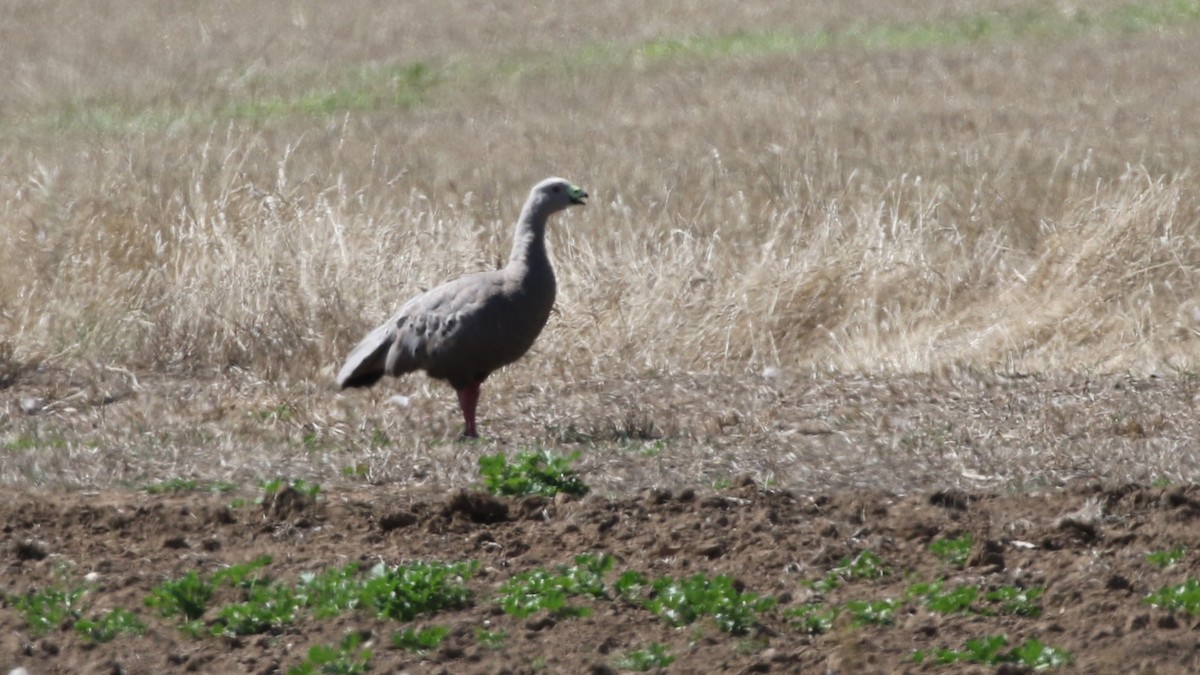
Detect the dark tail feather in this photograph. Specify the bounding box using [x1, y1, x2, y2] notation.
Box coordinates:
[336, 322, 395, 389]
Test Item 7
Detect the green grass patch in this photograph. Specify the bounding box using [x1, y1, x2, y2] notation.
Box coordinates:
[984, 585, 1044, 617]
[258, 477, 322, 502]
[803, 549, 890, 592]
[289, 633, 373, 675]
[1146, 545, 1187, 569]
[785, 603, 840, 634]
[145, 571, 215, 622]
[474, 627, 507, 650]
[358, 560, 477, 621]
[392, 625, 450, 653]
[844, 598, 900, 626]
[1145, 578, 1200, 615]
[74, 607, 147, 643]
[913, 635, 1072, 668]
[479, 449, 589, 498]
[929, 533, 973, 568]
[640, 573, 776, 635]
[497, 553, 612, 618]
[613, 643, 676, 671]
[10, 584, 87, 635]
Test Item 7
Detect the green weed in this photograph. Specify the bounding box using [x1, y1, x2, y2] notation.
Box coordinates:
[909, 581, 978, 614]
[929, 533, 974, 568]
[913, 636, 1072, 668]
[803, 550, 890, 592]
[1146, 545, 1187, 569]
[642, 573, 775, 635]
[214, 583, 305, 636]
[289, 632, 373, 675]
[1145, 578, 1200, 615]
[391, 625, 450, 653]
[75, 607, 146, 642]
[479, 450, 589, 498]
[474, 627, 507, 650]
[845, 598, 900, 626]
[613, 643, 676, 671]
[359, 560, 477, 621]
[497, 553, 613, 618]
[145, 571, 214, 621]
[785, 603, 840, 634]
[11, 584, 87, 635]
[984, 585, 1044, 617]
[259, 477, 322, 501]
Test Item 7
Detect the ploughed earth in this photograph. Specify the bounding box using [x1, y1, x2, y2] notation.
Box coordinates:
[4, 478, 1200, 674]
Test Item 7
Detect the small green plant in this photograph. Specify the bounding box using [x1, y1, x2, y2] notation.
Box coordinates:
[984, 585, 1044, 617]
[479, 450, 589, 497]
[359, 560, 477, 621]
[614, 643, 676, 671]
[213, 556, 273, 589]
[259, 477, 322, 502]
[213, 582, 305, 636]
[497, 553, 613, 618]
[289, 632, 373, 675]
[392, 625, 450, 653]
[474, 627, 507, 650]
[929, 533, 974, 568]
[144, 477, 199, 493]
[912, 636, 1072, 668]
[908, 580, 978, 614]
[785, 603, 840, 634]
[642, 573, 775, 635]
[145, 571, 214, 621]
[11, 584, 87, 635]
[75, 608, 146, 642]
[845, 598, 900, 626]
[298, 563, 365, 619]
[1146, 545, 1187, 569]
[1145, 578, 1200, 615]
[803, 550, 889, 593]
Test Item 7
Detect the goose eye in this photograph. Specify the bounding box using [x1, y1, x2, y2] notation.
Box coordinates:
[552, 185, 561, 193]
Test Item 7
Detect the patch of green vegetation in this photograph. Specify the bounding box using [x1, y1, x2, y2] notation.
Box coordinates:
[1145, 578, 1200, 615]
[613, 643, 676, 671]
[358, 560, 477, 621]
[11, 584, 87, 635]
[497, 553, 613, 618]
[74, 607, 146, 643]
[909, 580, 978, 614]
[145, 571, 214, 621]
[641, 573, 776, 635]
[479, 449, 589, 498]
[214, 582, 305, 636]
[298, 563, 366, 619]
[929, 533, 974, 568]
[1147, 545, 1187, 569]
[258, 477, 322, 502]
[144, 477, 199, 493]
[984, 585, 1044, 617]
[785, 603, 840, 634]
[391, 625, 450, 653]
[474, 627, 507, 650]
[289, 632, 373, 675]
[803, 550, 890, 593]
[912, 636, 1072, 668]
[844, 598, 900, 626]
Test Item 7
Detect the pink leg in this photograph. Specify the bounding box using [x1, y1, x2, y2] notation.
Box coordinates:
[456, 383, 481, 438]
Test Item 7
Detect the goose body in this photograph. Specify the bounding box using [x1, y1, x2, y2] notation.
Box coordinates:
[337, 177, 588, 437]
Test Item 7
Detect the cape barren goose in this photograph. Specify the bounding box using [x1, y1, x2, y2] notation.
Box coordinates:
[337, 177, 588, 438]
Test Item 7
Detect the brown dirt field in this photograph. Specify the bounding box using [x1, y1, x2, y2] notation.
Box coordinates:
[7, 469, 1200, 672]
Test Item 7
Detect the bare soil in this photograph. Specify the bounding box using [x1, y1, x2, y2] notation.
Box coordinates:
[6, 475, 1200, 673]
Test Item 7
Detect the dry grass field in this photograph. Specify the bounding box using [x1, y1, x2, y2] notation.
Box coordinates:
[2, 1, 1200, 672]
